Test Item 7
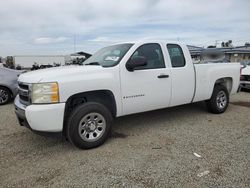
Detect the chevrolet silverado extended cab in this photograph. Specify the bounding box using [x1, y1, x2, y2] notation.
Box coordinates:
[14, 41, 241, 149]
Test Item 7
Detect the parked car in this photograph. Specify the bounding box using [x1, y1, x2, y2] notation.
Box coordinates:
[0, 67, 24, 105]
[240, 61, 250, 90]
[14, 41, 241, 149]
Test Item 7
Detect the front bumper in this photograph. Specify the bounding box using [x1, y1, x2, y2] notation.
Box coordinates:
[14, 95, 65, 132]
[240, 80, 250, 89]
[14, 97, 31, 129]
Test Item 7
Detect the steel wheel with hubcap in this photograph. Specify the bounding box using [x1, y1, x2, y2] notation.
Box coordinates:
[216, 91, 227, 110]
[0, 87, 11, 105]
[78, 112, 106, 142]
[206, 85, 229, 114]
[67, 102, 113, 149]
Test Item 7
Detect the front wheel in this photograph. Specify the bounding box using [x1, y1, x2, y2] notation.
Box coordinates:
[206, 85, 229, 114]
[67, 102, 113, 149]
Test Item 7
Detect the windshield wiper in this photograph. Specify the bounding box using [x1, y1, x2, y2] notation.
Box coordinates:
[84, 62, 101, 66]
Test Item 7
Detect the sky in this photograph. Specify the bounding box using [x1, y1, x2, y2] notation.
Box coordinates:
[0, 0, 250, 56]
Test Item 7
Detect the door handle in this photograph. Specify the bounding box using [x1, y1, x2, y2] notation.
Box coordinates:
[157, 74, 169, 78]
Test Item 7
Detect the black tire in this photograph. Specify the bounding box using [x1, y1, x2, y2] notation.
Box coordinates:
[206, 85, 229, 114]
[66, 102, 113, 149]
[0, 86, 11, 105]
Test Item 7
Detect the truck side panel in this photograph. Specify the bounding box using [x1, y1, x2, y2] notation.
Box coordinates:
[56, 67, 123, 117]
[193, 63, 240, 102]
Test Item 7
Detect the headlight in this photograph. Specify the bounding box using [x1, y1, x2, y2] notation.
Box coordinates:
[31, 82, 59, 104]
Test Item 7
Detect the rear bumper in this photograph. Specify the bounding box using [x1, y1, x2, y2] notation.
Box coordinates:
[14, 95, 65, 132]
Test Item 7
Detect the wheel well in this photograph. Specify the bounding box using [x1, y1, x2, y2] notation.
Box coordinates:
[0, 85, 13, 97]
[214, 77, 233, 93]
[63, 90, 117, 134]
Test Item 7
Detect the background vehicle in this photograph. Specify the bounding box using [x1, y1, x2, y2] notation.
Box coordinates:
[0, 67, 24, 105]
[240, 61, 250, 90]
[14, 41, 241, 149]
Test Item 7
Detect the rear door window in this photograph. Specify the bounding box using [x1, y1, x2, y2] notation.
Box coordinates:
[167, 44, 186, 67]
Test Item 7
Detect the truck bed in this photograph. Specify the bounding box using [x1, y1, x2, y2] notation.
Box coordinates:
[193, 63, 240, 102]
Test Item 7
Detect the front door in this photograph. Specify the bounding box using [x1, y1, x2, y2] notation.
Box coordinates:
[120, 43, 172, 115]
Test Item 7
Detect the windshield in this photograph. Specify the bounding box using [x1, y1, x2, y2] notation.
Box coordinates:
[83, 43, 134, 67]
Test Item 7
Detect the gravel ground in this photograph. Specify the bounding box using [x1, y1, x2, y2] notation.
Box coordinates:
[0, 92, 249, 188]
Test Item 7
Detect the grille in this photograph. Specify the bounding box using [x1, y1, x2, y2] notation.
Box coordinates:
[245, 75, 250, 81]
[18, 82, 30, 105]
[241, 75, 250, 81]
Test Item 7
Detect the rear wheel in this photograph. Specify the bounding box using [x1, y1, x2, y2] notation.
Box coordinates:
[0, 86, 11, 105]
[67, 102, 113, 149]
[206, 85, 229, 114]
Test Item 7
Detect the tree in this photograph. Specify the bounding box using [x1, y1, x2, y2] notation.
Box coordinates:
[245, 42, 250, 47]
[221, 40, 233, 47]
[6, 56, 15, 69]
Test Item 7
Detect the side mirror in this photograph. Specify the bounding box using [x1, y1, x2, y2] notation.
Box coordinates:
[126, 56, 147, 72]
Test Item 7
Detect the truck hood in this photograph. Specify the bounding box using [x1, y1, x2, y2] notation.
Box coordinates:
[18, 65, 104, 83]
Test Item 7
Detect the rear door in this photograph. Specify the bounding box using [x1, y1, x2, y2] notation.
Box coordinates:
[120, 43, 172, 115]
[166, 44, 195, 106]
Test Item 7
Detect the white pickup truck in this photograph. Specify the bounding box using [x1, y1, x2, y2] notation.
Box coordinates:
[15, 41, 241, 149]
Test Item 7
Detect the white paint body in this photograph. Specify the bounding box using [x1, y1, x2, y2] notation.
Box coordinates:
[14, 55, 66, 68]
[16, 41, 241, 132]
